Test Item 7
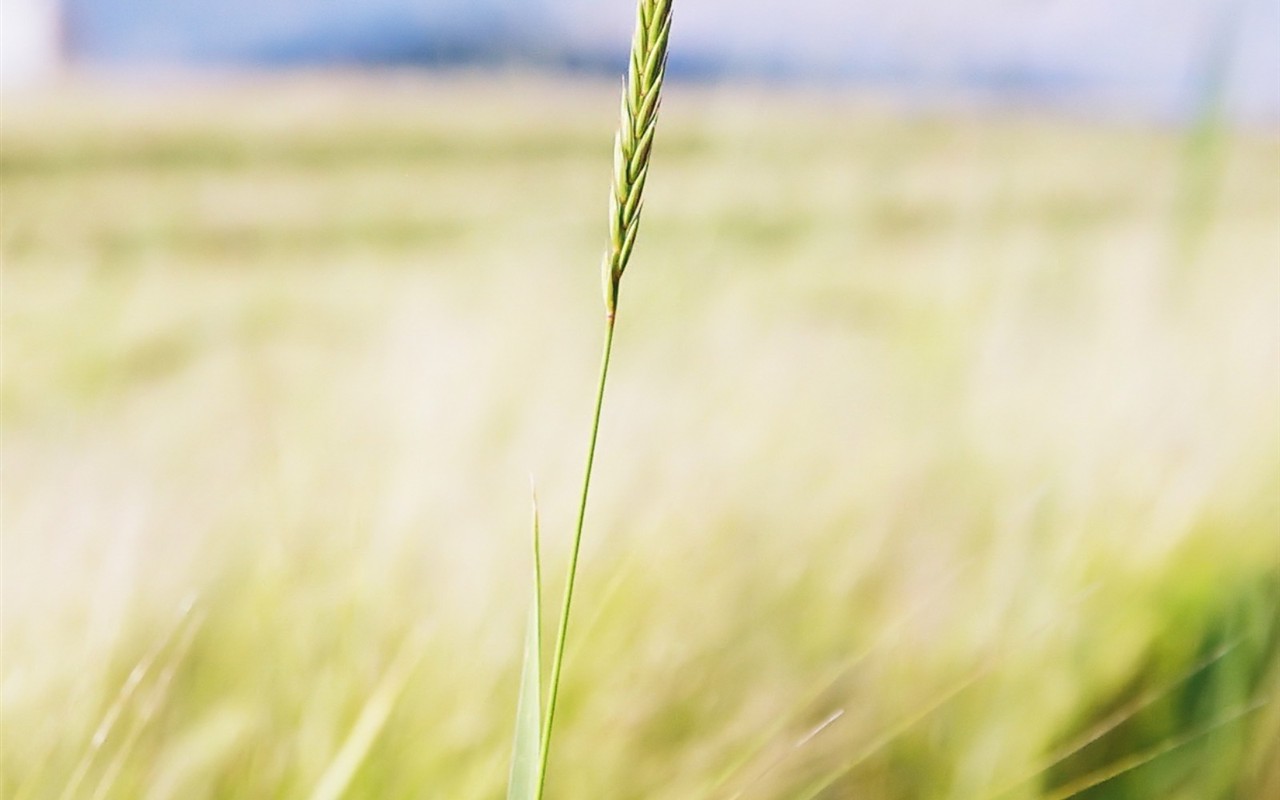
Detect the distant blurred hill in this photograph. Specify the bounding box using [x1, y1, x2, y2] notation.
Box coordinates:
[25, 0, 1280, 121]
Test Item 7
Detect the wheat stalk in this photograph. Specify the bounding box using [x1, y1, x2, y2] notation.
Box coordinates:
[528, 1, 673, 796]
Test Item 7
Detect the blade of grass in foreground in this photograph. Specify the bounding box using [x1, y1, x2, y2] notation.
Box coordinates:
[507, 489, 544, 800]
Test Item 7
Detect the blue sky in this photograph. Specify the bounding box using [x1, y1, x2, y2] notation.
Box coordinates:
[53, 0, 1280, 121]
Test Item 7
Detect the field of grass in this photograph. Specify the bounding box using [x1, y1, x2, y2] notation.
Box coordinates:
[3, 74, 1279, 799]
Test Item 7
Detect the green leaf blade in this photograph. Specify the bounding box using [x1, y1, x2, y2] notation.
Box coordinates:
[507, 491, 544, 800]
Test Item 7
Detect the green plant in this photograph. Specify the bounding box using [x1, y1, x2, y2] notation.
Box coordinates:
[506, 1, 674, 798]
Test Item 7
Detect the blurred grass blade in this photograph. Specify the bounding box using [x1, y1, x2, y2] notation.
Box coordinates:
[796, 587, 1098, 800]
[310, 635, 426, 800]
[88, 605, 205, 800]
[1042, 699, 1268, 800]
[795, 661, 991, 800]
[507, 487, 544, 800]
[983, 638, 1243, 799]
[730, 710, 845, 800]
[60, 594, 200, 800]
[715, 562, 972, 796]
[1170, 0, 1245, 277]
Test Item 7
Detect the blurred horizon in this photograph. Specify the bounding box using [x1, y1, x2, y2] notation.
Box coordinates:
[5, 0, 1280, 123]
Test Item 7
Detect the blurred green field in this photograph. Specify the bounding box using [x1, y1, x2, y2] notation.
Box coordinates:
[3, 75, 1279, 799]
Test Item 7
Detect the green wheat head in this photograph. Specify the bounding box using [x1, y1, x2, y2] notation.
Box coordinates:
[604, 0, 673, 315]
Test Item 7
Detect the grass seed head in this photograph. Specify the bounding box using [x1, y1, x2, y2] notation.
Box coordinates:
[603, 0, 673, 314]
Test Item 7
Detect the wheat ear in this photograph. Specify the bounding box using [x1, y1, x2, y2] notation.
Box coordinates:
[603, 0, 672, 315]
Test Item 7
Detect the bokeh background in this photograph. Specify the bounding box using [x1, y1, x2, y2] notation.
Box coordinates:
[3, 1, 1279, 798]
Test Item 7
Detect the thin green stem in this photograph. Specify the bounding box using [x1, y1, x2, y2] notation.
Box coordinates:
[534, 312, 617, 798]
